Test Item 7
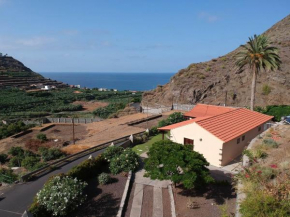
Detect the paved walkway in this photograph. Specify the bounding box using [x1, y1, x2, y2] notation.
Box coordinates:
[129, 165, 172, 217]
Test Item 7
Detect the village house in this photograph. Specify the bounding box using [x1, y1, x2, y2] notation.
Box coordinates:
[158, 104, 273, 167]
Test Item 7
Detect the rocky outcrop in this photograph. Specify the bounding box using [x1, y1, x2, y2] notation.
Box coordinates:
[142, 15, 290, 107]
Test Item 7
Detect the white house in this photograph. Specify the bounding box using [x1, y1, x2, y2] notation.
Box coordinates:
[158, 105, 273, 167]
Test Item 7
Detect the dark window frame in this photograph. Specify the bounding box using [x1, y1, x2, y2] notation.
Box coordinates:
[237, 138, 240, 144]
[242, 135, 245, 141]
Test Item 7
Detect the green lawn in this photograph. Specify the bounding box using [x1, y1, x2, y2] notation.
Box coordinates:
[132, 134, 167, 155]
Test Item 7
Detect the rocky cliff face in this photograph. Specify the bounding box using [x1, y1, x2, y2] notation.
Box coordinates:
[143, 15, 290, 107]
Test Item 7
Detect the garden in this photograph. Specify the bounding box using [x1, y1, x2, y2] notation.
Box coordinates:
[28, 145, 140, 217]
[236, 125, 290, 217]
[0, 132, 66, 184]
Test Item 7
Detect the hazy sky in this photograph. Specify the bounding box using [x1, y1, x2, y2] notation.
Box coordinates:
[0, 0, 289, 72]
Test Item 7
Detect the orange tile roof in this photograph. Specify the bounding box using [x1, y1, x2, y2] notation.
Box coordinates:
[158, 116, 210, 131]
[184, 104, 236, 118]
[195, 108, 273, 142]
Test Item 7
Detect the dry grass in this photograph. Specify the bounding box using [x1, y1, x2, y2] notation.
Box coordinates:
[72, 101, 108, 111]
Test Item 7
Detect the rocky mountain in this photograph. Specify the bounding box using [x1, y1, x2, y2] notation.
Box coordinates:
[142, 15, 290, 108]
[0, 55, 40, 75]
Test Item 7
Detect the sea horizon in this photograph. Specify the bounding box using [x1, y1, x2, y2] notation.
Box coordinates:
[41, 72, 175, 91]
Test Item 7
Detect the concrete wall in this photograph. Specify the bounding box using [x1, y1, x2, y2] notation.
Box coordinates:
[221, 121, 271, 166]
[170, 123, 223, 167]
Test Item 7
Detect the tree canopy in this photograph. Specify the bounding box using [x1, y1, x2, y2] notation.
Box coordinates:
[144, 140, 213, 189]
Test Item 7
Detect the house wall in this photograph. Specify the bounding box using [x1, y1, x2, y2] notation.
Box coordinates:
[221, 121, 271, 166]
[170, 123, 223, 167]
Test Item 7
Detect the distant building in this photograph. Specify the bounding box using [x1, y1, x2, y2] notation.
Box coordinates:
[98, 88, 108, 91]
[41, 85, 51, 90]
[75, 85, 81, 88]
[113, 89, 118, 92]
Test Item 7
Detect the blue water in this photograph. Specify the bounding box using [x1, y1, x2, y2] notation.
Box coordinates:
[41, 72, 175, 91]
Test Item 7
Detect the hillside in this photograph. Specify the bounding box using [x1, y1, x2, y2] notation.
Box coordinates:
[142, 15, 290, 107]
[0, 55, 68, 89]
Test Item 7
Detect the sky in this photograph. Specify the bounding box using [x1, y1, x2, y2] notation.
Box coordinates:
[0, 0, 289, 73]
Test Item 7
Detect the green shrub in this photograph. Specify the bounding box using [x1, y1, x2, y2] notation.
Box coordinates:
[109, 148, 139, 175]
[36, 175, 87, 216]
[158, 112, 185, 128]
[21, 156, 41, 171]
[102, 146, 124, 161]
[8, 146, 24, 157]
[0, 168, 18, 183]
[67, 155, 107, 181]
[240, 192, 289, 217]
[39, 147, 65, 162]
[98, 172, 111, 185]
[255, 105, 290, 121]
[133, 136, 143, 145]
[29, 198, 52, 217]
[263, 139, 279, 148]
[0, 153, 8, 164]
[8, 156, 23, 167]
[36, 133, 47, 142]
[149, 126, 159, 136]
[262, 84, 272, 95]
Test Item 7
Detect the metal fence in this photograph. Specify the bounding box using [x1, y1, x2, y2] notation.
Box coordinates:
[20, 131, 145, 182]
[46, 117, 102, 124]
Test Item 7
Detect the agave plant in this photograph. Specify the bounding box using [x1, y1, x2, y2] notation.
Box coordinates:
[235, 34, 281, 110]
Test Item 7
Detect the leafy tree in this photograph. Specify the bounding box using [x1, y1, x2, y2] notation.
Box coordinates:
[235, 35, 281, 110]
[144, 140, 213, 189]
[36, 175, 87, 216]
[39, 147, 65, 162]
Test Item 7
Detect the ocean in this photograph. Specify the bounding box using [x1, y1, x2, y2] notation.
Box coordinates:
[41, 72, 175, 91]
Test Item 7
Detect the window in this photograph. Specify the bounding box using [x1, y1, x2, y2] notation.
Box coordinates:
[184, 138, 194, 145]
[258, 126, 261, 131]
[237, 138, 240, 144]
[242, 135, 245, 141]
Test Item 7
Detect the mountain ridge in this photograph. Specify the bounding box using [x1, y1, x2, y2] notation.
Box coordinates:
[142, 14, 290, 107]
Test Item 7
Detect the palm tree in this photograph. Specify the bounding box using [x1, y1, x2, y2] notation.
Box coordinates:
[235, 34, 281, 110]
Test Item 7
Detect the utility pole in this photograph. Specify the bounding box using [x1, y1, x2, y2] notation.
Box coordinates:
[72, 118, 75, 144]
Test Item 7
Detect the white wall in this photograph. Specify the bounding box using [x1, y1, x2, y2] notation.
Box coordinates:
[170, 123, 223, 167]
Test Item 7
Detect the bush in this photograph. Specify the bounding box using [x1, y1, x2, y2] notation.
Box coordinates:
[67, 155, 107, 181]
[240, 192, 289, 217]
[39, 147, 65, 162]
[21, 156, 41, 171]
[255, 105, 290, 121]
[8, 156, 23, 167]
[109, 148, 139, 175]
[98, 172, 111, 185]
[36, 133, 47, 142]
[8, 146, 24, 157]
[133, 136, 143, 145]
[262, 84, 272, 95]
[263, 139, 279, 148]
[0, 168, 18, 183]
[158, 112, 185, 128]
[102, 146, 124, 161]
[0, 153, 8, 164]
[29, 198, 52, 217]
[36, 175, 87, 216]
[149, 126, 159, 136]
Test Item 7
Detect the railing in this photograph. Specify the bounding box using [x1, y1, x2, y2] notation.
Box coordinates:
[20, 131, 145, 182]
